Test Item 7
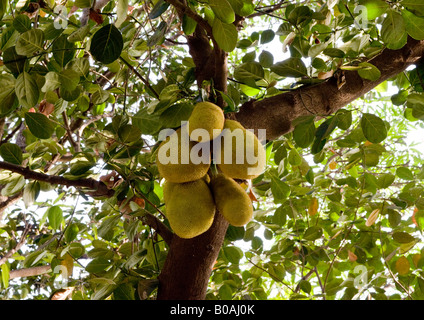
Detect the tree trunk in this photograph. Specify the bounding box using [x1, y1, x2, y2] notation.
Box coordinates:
[157, 212, 229, 300]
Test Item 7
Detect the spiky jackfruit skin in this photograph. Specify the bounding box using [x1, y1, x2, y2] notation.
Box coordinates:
[187, 102, 225, 142]
[210, 173, 253, 227]
[216, 120, 266, 180]
[156, 128, 211, 183]
[164, 179, 216, 239]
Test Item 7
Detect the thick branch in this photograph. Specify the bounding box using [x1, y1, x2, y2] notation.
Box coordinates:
[0, 161, 114, 198]
[140, 213, 174, 246]
[9, 265, 51, 279]
[236, 38, 424, 141]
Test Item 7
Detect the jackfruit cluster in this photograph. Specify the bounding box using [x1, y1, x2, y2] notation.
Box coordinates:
[156, 101, 266, 239]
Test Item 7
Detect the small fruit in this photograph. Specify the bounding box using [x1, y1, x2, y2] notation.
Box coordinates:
[210, 173, 253, 227]
[216, 120, 266, 180]
[156, 128, 210, 183]
[187, 101, 225, 142]
[164, 179, 216, 239]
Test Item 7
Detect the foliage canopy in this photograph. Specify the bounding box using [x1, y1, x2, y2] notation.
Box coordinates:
[1, 0, 424, 300]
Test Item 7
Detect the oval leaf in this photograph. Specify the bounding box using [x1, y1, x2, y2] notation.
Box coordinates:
[90, 24, 123, 64]
[25, 112, 56, 139]
[360, 113, 387, 143]
[0, 143, 23, 165]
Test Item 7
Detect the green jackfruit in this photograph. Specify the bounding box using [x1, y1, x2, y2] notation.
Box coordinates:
[156, 128, 211, 183]
[216, 120, 266, 180]
[187, 102, 225, 142]
[210, 173, 253, 226]
[164, 179, 216, 239]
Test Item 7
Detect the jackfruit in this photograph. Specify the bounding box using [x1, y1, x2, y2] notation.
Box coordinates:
[187, 101, 225, 142]
[210, 173, 253, 226]
[164, 179, 216, 239]
[216, 120, 266, 180]
[156, 128, 211, 183]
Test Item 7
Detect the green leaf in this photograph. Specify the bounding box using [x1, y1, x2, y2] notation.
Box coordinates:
[381, 10, 407, 50]
[47, 205, 63, 230]
[212, 18, 238, 52]
[59, 69, 80, 91]
[258, 50, 274, 68]
[270, 174, 291, 203]
[0, 143, 23, 165]
[323, 48, 345, 58]
[402, 10, 424, 40]
[85, 257, 111, 273]
[147, 21, 167, 47]
[0, 0, 7, 20]
[41, 72, 61, 92]
[64, 223, 80, 243]
[116, 0, 129, 26]
[182, 14, 197, 35]
[303, 226, 323, 241]
[1, 263, 10, 289]
[287, 6, 312, 26]
[260, 29, 275, 44]
[224, 246, 243, 264]
[23, 181, 40, 207]
[392, 231, 416, 243]
[16, 72, 39, 109]
[13, 14, 32, 33]
[68, 242, 85, 259]
[377, 173, 395, 189]
[133, 108, 162, 135]
[90, 24, 124, 64]
[360, 113, 387, 143]
[209, 0, 235, 24]
[159, 103, 194, 128]
[293, 117, 315, 148]
[271, 58, 308, 78]
[25, 112, 56, 139]
[396, 167, 414, 180]
[2, 46, 26, 75]
[358, 0, 389, 20]
[0, 75, 17, 117]
[357, 62, 381, 81]
[67, 24, 91, 43]
[234, 61, 264, 87]
[227, 0, 254, 16]
[402, 0, 424, 16]
[149, 0, 169, 19]
[52, 35, 75, 68]
[15, 29, 44, 56]
[288, 148, 302, 166]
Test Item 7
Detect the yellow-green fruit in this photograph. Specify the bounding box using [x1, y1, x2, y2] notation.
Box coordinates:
[156, 128, 210, 183]
[210, 173, 253, 226]
[164, 179, 216, 239]
[216, 120, 266, 180]
[187, 102, 225, 142]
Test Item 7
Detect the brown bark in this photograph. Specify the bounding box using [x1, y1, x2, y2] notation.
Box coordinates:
[236, 38, 424, 140]
[157, 212, 229, 300]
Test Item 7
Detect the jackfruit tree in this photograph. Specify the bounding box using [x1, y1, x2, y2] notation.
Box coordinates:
[1, 0, 424, 301]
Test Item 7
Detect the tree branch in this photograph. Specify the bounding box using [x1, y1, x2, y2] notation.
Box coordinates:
[0, 161, 114, 198]
[9, 265, 51, 279]
[140, 213, 174, 246]
[235, 37, 424, 141]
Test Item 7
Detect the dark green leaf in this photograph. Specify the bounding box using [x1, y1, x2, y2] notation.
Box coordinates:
[85, 257, 111, 273]
[90, 24, 123, 64]
[15, 29, 44, 56]
[47, 206, 63, 230]
[149, 0, 170, 19]
[212, 18, 238, 52]
[53, 35, 75, 68]
[293, 117, 315, 148]
[16, 72, 39, 109]
[13, 14, 32, 33]
[381, 10, 407, 49]
[303, 226, 323, 241]
[25, 112, 56, 139]
[396, 167, 414, 180]
[271, 58, 308, 78]
[392, 232, 416, 243]
[0, 143, 23, 165]
[360, 113, 387, 143]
